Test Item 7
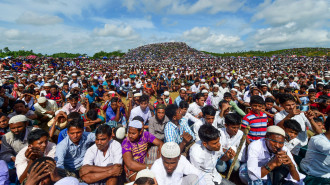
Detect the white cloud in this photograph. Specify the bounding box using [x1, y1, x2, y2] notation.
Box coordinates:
[16, 12, 62, 25]
[122, 0, 245, 14]
[183, 27, 210, 41]
[253, 0, 329, 26]
[93, 24, 137, 38]
[92, 17, 155, 29]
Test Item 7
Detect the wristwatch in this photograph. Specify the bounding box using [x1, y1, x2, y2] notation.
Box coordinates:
[265, 164, 272, 172]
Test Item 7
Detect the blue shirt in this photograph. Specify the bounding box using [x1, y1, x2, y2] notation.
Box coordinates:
[35, 81, 45, 88]
[57, 129, 68, 144]
[91, 85, 98, 92]
[0, 160, 9, 185]
[106, 105, 125, 122]
[55, 132, 95, 171]
[164, 118, 195, 144]
[86, 93, 97, 104]
[175, 96, 183, 107]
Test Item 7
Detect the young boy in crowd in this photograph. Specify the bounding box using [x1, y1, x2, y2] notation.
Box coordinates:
[190, 124, 235, 185]
[241, 95, 268, 144]
[263, 97, 277, 126]
[86, 87, 97, 104]
[0, 113, 9, 145]
[282, 119, 302, 153]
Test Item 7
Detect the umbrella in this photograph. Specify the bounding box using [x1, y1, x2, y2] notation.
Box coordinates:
[102, 56, 108, 59]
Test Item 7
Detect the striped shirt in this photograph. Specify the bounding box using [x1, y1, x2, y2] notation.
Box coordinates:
[241, 111, 268, 141]
[164, 118, 195, 144]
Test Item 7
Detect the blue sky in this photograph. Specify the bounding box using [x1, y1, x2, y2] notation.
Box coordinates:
[0, 0, 329, 55]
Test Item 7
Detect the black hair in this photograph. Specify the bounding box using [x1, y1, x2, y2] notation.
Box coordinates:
[50, 85, 58, 89]
[278, 94, 296, 104]
[89, 103, 98, 110]
[14, 100, 26, 107]
[308, 89, 317, 93]
[300, 85, 308, 89]
[67, 112, 81, 120]
[87, 87, 94, 92]
[313, 117, 323, 123]
[111, 97, 119, 104]
[69, 93, 79, 100]
[165, 104, 179, 121]
[225, 113, 241, 126]
[134, 177, 156, 185]
[0, 112, 7, 118]
[223, 92, 232, 98]
[284, 88, 293, 93]
[67, 119, 84, 130]
[132, 116, 144, 123]
[324, 85, 330, 90]
[325, 116, 330, 131]
[28, 157, 55, 174]
[28, 129, 49, 144]
[95, 124, 112, 137]
[198, 124, 220, 142]
[139, 94, 149, 103]
[202, 105, 216, 116]
[179, 101, 189, 109]
[63, 82, 69, 86]
[283, 119, 302, 133]
[195, 93, 204, 100]
[265, 97, 275, 103]
[82, 80, 88, 84]
[218, 100, 228, 109]
[98, 85, 103, 88]
[250, 95, 265, 105]
[86, 109, 98, 120]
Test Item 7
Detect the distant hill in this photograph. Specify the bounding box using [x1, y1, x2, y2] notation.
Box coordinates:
[202, 47, 329, 57]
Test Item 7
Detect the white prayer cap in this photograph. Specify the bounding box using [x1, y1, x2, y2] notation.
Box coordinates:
[44, 83, 51, 87]
[231, 88, 238, 92]
[161, 142, 180, 158]
[48, 79, 54, 83]
[267, 126, 285, 137]
[93, 76, 98, 80]
[136, 169, 155, 180]
[128, 120, 143, 129]
[213, 84, 219, 88]
[63, 77, 68, 80]
[18, 84, 24, 87]
[9, 115, 28, 124]
[234, 83, 240, 87]
[116, 127, 126, 140]
[38, 97, 47, 104]
[164, 91, 170, 96]
[147, 79, 151, 82]
[134, 93, 142, 97]
[201, 89, 208, 93]
[201, 79, 205, 82]
[180, 88, 187, 91]
[72, 73, 77, 76]
[108, 91, 115, 94]
[136, 84, 142, 88]
[54, 177, 79, 185]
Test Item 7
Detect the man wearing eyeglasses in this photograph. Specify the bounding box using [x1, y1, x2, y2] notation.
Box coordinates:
[239, 126, 305, 185]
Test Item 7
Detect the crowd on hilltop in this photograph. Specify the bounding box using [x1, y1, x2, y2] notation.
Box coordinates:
[0, 43, 329, 185]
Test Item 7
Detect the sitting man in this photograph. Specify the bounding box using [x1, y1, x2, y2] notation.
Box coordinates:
[187, 93, 205, 118]
[15, 129, 56, 183]
[129, 94, 154, 125]
[164, 104, 195, 153]
[80, 124, 122, 185]
[0, 115, 36, 163]
[217, 113, 245, 174]
[8, 100, 37, 120]
[151, 142, 204, 185]
[239, 126, 305, 185]
[193, 105, 217, 141]
[300, 117, 330, 185]
[62, 94, 87, 114]
[122, 120, 163, 182]
[148, 104, 169, 141]
[55, 119, 95, 176]
[190, 124, 235, 185]
[34, 97, 58, 123]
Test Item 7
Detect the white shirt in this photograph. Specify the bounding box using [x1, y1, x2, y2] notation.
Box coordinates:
[274, 110, 312, 155]
[34, 100, 58, 119]
[15, 142, 56, 179]
[219, 86, 229, 96]
[208, 92, 223, 109]
[190, 84, 200, 93]
[83, 140, 122, 167]
[190, 141, 223, 185]
[219, 128, 245, 161]
[151, 155, 204, 185]
[129, 106, 152, 124]
[183, 112, 200, 123]
[247, 138, 305, 183]
[187, 102, 202, 117]
[193, 118, 222, 141]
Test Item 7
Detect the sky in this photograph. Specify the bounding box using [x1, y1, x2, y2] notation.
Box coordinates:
[0, 0, 329, 55]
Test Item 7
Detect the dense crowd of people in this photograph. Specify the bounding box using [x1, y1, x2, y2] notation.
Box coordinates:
[0, 42, 329, 185]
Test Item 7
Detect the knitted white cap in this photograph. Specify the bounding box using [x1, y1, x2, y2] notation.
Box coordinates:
[267, 126, 285, 137]
[116, 127, 126, 140]
[161, 142, 180, 158]
[128, 120, 143, 129]
[136, 169, 155, 180]
[38, 97, 47, 104]
[9, 115, 28, 124]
